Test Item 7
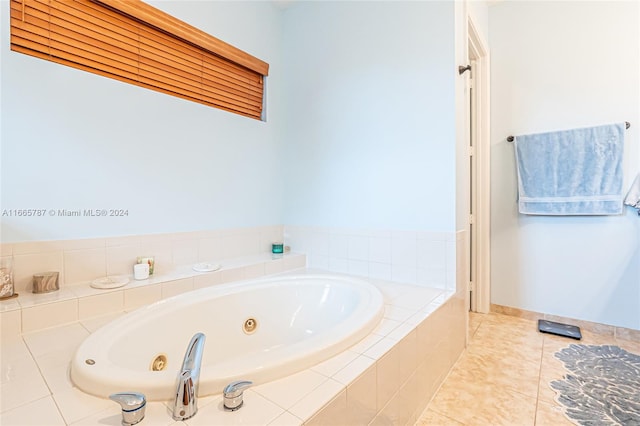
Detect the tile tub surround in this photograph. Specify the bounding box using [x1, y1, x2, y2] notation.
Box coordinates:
[0, 251, 306, 336]
[0, 270, 466, 426]
[0, 225, 285, 294]
[284, 226, 456, 291]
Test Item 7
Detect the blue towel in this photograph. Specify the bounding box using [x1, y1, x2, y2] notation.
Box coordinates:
[514, 123, 625, 215]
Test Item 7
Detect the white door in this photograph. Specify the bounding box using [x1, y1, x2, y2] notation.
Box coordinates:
[466, 19, 490, 314]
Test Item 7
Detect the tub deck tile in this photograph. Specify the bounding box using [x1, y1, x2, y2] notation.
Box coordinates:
[253, 369, 326, 410]
[0, 396, 66, 426]
[310, 349, 360, 378]
[189, 391, 284, 426]
[0, 269, 458, 426]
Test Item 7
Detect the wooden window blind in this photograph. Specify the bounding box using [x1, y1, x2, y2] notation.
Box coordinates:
[10, 0, 270, 120]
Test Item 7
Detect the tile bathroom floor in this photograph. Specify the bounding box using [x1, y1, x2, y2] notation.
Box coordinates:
[415, 311, 640, 426]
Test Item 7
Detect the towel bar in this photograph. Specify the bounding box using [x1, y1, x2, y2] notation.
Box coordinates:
[507, 122, 630, 142]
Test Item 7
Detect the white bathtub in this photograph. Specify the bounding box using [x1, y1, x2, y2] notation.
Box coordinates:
[70, 274, 384, 401]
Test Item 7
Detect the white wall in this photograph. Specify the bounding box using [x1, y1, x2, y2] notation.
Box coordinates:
[0, 1, 285, 242]
[454, 0, 469, 234]
[490, 1, 640, 329]
[467, 0, 489, 48]
[280, 1, 456, 233]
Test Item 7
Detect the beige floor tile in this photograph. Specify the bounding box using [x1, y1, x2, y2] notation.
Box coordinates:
[614, 338, 640, 355]
[534, 401, 573, 426]
[537, 373, 562, 406]
[415, 312, 635, 426]
[471, 323, 543, 346]
[540, 338, 572, 378]
[468, 312, 484, 339]
[447, 344, 541, 398]
[575, 329, 617, 346]
[428, 372, 537, 426]
[414, 409, 464, 426]
[481, 312, 541, 334]
[540, 352, 568, 377]
[481, 312, 538, 332]
[468, 326, 543, 364]
[541, 334, 576, 351]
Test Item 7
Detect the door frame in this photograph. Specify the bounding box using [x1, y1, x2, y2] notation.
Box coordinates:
[467, 17, 491, 313]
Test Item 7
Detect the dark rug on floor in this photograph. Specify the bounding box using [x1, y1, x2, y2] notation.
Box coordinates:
[551, 344, 640, 426]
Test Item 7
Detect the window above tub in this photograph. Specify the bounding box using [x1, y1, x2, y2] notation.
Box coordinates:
[9, 0, 269, 120]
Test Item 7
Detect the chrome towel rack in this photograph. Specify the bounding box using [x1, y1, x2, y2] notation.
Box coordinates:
[507, 121, 630, 142]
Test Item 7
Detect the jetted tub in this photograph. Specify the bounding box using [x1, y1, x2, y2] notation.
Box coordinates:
[71, 274, 384, 400]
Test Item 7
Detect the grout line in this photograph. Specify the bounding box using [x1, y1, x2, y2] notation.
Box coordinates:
[21, 338, 68, 424]
[532, 334, 548, 426]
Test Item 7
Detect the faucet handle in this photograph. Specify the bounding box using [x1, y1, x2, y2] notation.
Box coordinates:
[109, 392, 146, 425]
[223, 380, 253, 411]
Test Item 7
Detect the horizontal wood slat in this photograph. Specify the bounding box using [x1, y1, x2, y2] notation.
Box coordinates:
[91, 0, 269, 76]
[10, 0, 266, 120]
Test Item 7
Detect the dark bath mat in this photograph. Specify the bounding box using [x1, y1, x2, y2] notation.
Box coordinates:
[538, 319, 582, 340]
[550, 344, 640, 425]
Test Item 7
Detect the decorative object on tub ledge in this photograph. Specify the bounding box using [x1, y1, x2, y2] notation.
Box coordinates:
[192, 262, 221, 273]
[550, 344, 640, 425]
[513, 122, 626, 215]
[271, 242, 284, 253]
[91, 275, 130, 290]
[624, 172, 640, 216]
[0, 257, 16, 300]
[137, 256, 155, 275]
[271, 242, 284, 258]
[133, 263, 150, 280]
[32, 271, 60, 294]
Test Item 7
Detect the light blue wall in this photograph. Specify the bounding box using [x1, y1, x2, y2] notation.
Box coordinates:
[1, 1, 458, 242]
[0, 1, 285, 242]
[490, 1, 640, 329]
[280, 1, 457, 232]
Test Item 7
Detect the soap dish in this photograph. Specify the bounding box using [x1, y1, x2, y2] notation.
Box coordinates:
[192, 263, 221, 273]
[91, 276, 130, 289]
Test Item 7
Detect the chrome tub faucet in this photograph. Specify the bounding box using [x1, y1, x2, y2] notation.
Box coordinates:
[223, 380, 253, 411]
[172, 332, 206, 421]
[109, 392, 146, 425]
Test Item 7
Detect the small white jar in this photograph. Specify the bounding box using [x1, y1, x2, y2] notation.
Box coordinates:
[133, 263, 150, 280]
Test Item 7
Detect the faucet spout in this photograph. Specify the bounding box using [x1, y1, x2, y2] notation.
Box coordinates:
[172, 332, 206, 421]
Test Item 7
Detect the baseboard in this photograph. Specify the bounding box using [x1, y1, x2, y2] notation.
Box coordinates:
[489, 303, 640, 343]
